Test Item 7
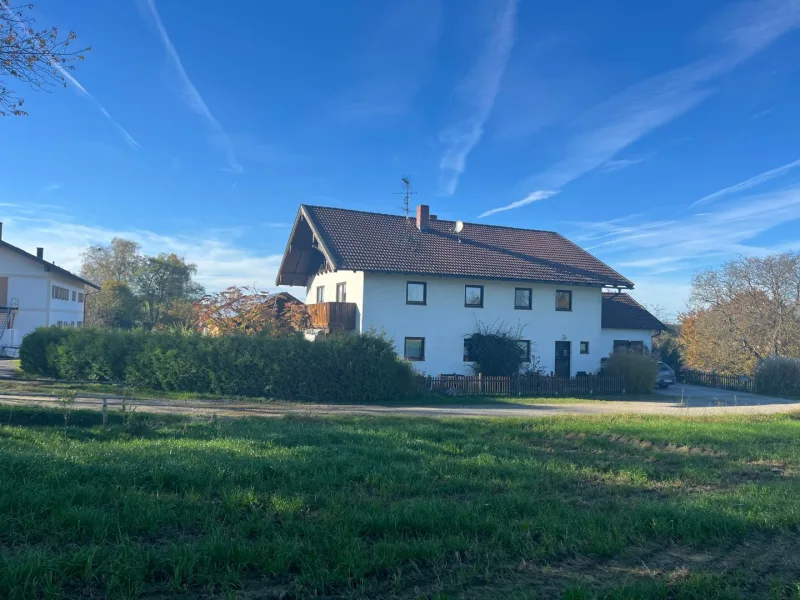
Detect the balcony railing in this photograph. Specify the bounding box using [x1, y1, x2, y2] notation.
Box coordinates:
[307, 302, 357, 332]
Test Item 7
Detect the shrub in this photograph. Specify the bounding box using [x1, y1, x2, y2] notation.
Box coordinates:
[603, 351, 657, 394]
[755, 356, 800, 398]
[19, 327, 72, 377]
[465, 322, 527, 377]
[19, 328, 417, 403]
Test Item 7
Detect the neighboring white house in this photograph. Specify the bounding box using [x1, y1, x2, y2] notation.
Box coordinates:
[276, 204, 664, 376]
[0, 223, 99, 356]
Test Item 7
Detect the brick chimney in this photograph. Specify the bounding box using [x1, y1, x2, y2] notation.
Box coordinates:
[416, 204, 430, 231]
[37, 247, 44, 259]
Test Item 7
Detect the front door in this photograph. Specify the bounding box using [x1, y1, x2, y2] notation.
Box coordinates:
[554, 341, 571, 378]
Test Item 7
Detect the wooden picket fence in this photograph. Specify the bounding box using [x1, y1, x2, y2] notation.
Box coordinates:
[680, 369, 755, 393]
[417, 374, 627, 397]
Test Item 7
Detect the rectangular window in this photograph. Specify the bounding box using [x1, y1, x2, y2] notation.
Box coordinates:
[613, 340, 629, 353]
[404, 337, 425, 361]
[463, 338, 476, 362]
[406, 281, 427, 305]
[580, 341, 589, 354]
[336, 282, 347, 303]
[465, 285, 484, 308]
[630, 341, 644, 354]
[514, 287, 532, 310]
[78, 293, 85, 303]
[72, 290, 76, 302]
[517, 340, 531, 363]
[316, 286, 325, 303]
[555, 290, 572, 311]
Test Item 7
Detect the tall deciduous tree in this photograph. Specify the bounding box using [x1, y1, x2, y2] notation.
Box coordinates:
[684, 252, 800, 374]
[1, 1, 90, 116]
[81, 238, 143, 286]
[85, 281, 141, 329]
[134, 253, 204, 327]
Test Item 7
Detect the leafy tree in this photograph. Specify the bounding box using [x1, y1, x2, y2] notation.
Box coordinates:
[686, 252, 800, 374]
[1, 1, 90, 116]
[81, 238, 142, 286]
[134, 253, 204, 327]
[193, 287, 310, 337]
[84, 281, 141, 329]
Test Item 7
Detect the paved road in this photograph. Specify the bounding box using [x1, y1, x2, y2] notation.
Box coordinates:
[654, 383, 794, 407]
[0, 388, 797, 419]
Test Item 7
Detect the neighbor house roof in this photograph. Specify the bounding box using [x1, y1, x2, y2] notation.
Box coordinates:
[276, 205, 634, 288]
[601, 292, 665, 331]
[0, 240, 100, 289]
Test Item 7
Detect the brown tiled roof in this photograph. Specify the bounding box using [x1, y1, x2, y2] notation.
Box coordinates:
[601, 292, 665, 330]
[288, 205, 633, 288]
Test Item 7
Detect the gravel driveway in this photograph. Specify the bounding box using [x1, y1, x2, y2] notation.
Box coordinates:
[654, 383, 795, 407]
[0, 388, 797, 419]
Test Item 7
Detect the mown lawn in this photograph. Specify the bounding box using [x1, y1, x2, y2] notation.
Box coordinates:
[0, 408, 798, 599]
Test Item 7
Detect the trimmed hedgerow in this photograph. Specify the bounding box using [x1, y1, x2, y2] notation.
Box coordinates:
[603, 350, 658, 394]
[755, 356, 800, 398]
[20, 328, 417, 403]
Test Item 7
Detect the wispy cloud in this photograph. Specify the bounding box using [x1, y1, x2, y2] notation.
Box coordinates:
[141, 0, 242, 173]
[598, 156, 650, 173]
[572, 185, 800, 276]
[508, 0, 800, 201]
[692, 158, 800, 207]
[478, 190, 558, 218]
[2, 4, 140, 149]
[751, 106, 775, 120]
[438, 0, 517, 196]
[0, 205, 292, 293]
[42, 183, 61, 192]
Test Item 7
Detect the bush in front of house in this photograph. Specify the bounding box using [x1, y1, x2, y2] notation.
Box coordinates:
[602, 350, 658, 394]
[466, 321, 528, 377]
[19, 328, 417, 403]
[755, 356, 800, 398]
[18, 326, 73, 378]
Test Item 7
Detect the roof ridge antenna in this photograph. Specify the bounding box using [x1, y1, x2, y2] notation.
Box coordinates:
[394, 176, 417, 221]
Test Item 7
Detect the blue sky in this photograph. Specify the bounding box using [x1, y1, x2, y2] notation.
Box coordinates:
[2, 0, 800, 317]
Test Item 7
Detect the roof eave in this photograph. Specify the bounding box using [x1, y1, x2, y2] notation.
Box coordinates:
[274, 205, 338, 287]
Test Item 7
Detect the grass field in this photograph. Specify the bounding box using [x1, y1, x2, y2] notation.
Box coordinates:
[1, 408, 799, 599]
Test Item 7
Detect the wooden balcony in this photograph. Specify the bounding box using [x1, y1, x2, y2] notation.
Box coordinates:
[307, 302, 357, 332]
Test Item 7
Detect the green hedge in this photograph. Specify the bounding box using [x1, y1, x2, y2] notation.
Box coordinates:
[603, 351, 657, 394]
[20, 328, 417, 403]
[755, 356, 800, 398]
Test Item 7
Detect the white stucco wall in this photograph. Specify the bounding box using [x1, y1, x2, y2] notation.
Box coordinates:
[1, 247, 91, 351]
[358, 273, 605, 376]
[599, 329, 655, 358]
[305, 270, 365, 329]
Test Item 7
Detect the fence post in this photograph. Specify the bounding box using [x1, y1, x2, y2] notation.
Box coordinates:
[102, 398, 108, 426]
[477, 373, 483, 395]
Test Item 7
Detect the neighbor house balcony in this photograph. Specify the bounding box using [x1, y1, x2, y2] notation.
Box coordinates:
[307, 302, 357, 332]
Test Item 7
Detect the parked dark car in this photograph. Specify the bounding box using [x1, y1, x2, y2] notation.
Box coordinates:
[657, 361, 676, 388]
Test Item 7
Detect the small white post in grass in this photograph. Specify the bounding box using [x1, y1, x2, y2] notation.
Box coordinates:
[102, 398, 108, 426]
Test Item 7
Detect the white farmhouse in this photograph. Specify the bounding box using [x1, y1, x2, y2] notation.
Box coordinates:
[0, 223, 99, 356]
[276, 205, 664, 376]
